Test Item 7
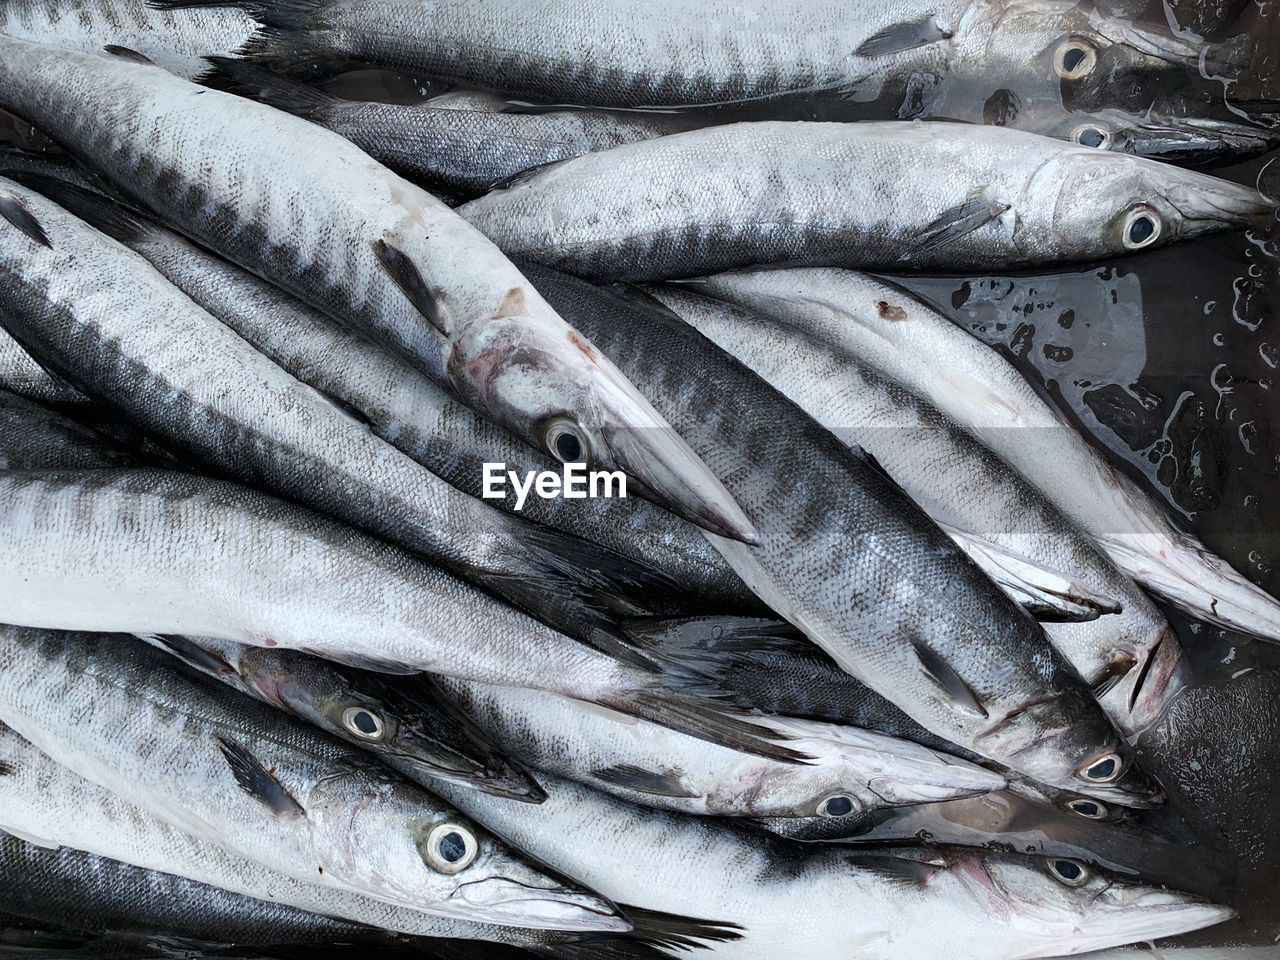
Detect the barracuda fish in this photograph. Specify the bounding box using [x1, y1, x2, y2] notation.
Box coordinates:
[520, 265, 1158, 806]
[153, 0, 1215, 109]
[209, 61, 688, 202]
[437, 676, 1005, 818]
[0, 37, 752, 543]
[14, 177, 753, 610]
[458, 122, 1271, 280]
[140, 634, 546, 803]
[0, 469, 792, 760]
[0, 833, 394, 947]
[0, 389, 126, 469]
[433, 773, 1233, 960]
[648, 285, 1183, 735]
[0, 0, 258, 80]
[0, 722, 739, 954]
[693, 268, 1280, 643]
[0, 175, 730, 664]
[0, 625, 625, 932]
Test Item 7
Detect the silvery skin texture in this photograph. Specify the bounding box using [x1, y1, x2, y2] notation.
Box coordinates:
[0, 35, 753, 543]
[459, 121, 1269, 279]
[695, 268, 1280, 643]
[433, 772, 1233, 960]
[0, 626, 626, 932]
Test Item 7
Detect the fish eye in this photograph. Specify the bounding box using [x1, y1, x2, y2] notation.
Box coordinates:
[1053, 38, 1098, 80]
[341, 706, 386, 741]
[1064, 797, 1109, 820]
[816, 793, 862, 818]
[1047, 858, 1092, 887]
[422, 822, 479, 874]
[1120, 205, 1162, 251]
[1076, 751, 1125, 784]
[544, 418, 592, 466]
[1070, 123, 1111, 150]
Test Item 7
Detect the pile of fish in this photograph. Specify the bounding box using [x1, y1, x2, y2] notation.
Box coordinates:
[0, 0, 1277, 957]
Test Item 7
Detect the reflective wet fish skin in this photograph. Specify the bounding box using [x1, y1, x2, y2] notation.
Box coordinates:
[0, 722, 651, 948]
[0, 325, 84, 405]
[0, 626, 628, 933]
[694, 268, 1280, 643]
[0, 833, 391, 947]
[0, 0, 258, 80]
[433, 772, 1233, 960]
[211, 60, 689, 201]
[652, 283, 1182, 735]
[437, 676, 1006, 817]
[139, 634, 547, 804]
[0, 36, 753, 542]
[459, 122, 1270, 280]
[37, 190, 751, 609]
[167, 0, 1212, 108]
[522, 265, 1157, 806]
[0, 389, 124, 470]
[0, 174, 717, 658]
[0, 468, 789, 759]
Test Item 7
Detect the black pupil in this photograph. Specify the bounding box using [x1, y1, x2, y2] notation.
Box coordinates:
[1128, 216, 1155, 245]
[1054, 860, 1083, 881]
[824, 796, 855, 817]
[1062, 47, 1087, 72]
[555, 431, 583, 462]
[351, 711, 379, 735]
[438, 831, 467, 863]
[1088, 756, 1117, 780]
[1079, 127, 1105, 148]
[1072, 800, 1101, 817]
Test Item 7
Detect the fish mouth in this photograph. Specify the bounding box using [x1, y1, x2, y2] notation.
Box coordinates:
[1127, 116, 1280, 165]
[446, 877, 631, 933]
[1066, 887, 1236, 949]
[1089, 15, 1238, 71]
[1162, 174, 1274, 230]
[867, 762, 1007, 805]
[600, 420, 758, 544]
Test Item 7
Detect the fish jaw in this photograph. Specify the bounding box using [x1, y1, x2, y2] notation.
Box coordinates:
[450, 310, 757, 542]
[1119, 115, 1280, 166]
[1161, 172, 1275, 235]
[445, 877, 631, 933]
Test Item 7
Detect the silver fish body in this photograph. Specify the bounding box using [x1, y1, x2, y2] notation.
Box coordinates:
[174, 0, 1212, 109]
[437, 676, 1006, 817]
[0, 36, 751, 542]
[0, 175, 719, 655]
[520, 265, 1157, 806]
[695, 268, 1280, 643]
[0, 0, 257, 80]
[433, 773, 1233, 960]
[459, 121, 1270, 279]
[140, 634, 547, 804]
[0, 625, 626, 932]
[0, 324, 83, 404]
[651, 284, 1181, 734]
[0, 468, 787, 759]
[0, 389, 125, 470]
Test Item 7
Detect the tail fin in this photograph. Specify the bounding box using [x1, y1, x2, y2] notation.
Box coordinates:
[202, 55, 342, 122]
[597, 683, 811, 764]
[535, 906, 744, 959]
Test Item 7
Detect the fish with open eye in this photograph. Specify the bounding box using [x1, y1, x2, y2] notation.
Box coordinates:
[0, 721, 741, 955]
[693, 267, 1280, 644]
[0, 626, 628, 933]
[517, 263, 1161, 807]
[0, 35, 754, 544]
[458, 121, 1271, 281]
[152, 0, 1220, 110]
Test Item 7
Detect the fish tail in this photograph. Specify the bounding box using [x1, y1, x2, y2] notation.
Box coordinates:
[202, 56, 342, 122]
[598, 682, 811, 763]
[535, 906, 744, 958]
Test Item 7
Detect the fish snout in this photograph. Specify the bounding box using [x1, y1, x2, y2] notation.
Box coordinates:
[448, 876, 631, 933]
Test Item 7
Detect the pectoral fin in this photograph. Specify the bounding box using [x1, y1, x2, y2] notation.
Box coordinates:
[372, 238, 448, 334]
[217, 737, 306, 820]
[911, 638, 989, 719]
[916, 191, 1011, 252]
[0, 195, 51, 248]
[856, 16, 953, 56]
[592, 764, 699, 799]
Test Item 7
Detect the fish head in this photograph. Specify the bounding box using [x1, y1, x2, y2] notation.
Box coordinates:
[1061, 110, 1280, 167]
[957, 0, 1231, 93]
[753, 719, 1007, 818]
[954, 850, 1234, 953]
[307, 771, 628, 932]
[976, 686, 1164, 808]
[449, 304, 757, 542]
[1010, 148, 1272, 261]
